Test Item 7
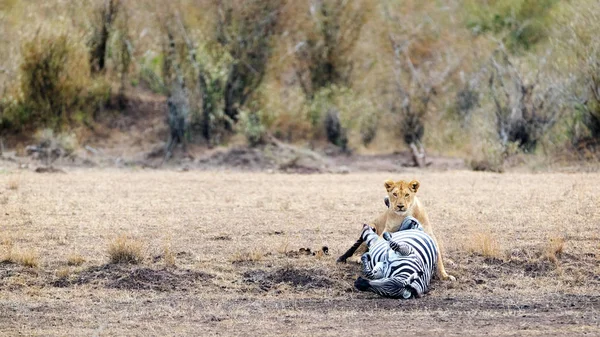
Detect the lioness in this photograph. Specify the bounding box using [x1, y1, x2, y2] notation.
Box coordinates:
[338, 179, 455, 281]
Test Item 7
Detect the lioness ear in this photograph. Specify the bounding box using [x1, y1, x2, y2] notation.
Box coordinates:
[384, 179, 395, 192]
[409, 180, 420, 193]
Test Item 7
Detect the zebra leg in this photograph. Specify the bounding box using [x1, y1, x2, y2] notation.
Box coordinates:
[337, 224, 376, 263]
[355, 276, 414, 299]
[361, 253, 376, 279]
[337, 238, 364, 263]
[354, 277, 371, 291]
[383, 232, 413, 256]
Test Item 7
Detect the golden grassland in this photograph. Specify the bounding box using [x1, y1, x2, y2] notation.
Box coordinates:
[0, 169, 599, 335]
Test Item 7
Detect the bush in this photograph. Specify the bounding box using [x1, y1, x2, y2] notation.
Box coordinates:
[359, 112, 378, 147]
[324, 108, 348, 150]
[455, 85, 480, 127]
[238, 109, 266, 147]
[557, 1, 600, 151]
[20, 34, 81, 128]
[293, 0, 367, 98]
[487, 48, 561, 153]
[5, 33, 109, 132]
[160, 0, 282, 146]
[88, 0, 121, 73]
[465, 0, 558, 52]
[215, 0, 282, 124]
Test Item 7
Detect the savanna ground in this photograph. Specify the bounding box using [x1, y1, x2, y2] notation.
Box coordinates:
[1, 169, 599, 336]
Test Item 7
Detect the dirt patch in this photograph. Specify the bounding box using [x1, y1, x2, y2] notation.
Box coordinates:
[52, 264, 213, 291]
[285, 246, 330, 258]
[243, 266, 334, 291]
[0, 261, 42, 290]
[197, 141, 330, 173]
[34, 166, 66, 174]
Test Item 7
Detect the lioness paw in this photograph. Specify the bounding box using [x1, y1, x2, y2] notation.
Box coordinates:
[444, 274, 456, 281]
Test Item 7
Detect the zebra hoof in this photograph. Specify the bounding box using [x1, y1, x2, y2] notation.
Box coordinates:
[336, 256, 347, 263]
[361, 254, 371, 264]
[383, 232, 392, 241]
[354, 277, 370, 291]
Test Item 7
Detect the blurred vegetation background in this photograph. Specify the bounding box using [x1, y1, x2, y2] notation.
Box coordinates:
[1, 0, 600, 169]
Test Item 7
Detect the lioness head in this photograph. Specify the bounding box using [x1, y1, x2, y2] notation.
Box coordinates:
[384, 179, 420, 215]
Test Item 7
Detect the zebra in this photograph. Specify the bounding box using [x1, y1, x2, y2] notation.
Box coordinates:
[354, 223, 438, 299]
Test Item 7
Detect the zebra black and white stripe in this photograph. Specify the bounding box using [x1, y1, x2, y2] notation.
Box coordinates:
[354, 224, 438, 299]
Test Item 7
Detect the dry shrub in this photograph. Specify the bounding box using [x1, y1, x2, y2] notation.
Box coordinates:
[464, 232, 503, 259]
[540, 236, 564, 265]
[5, 32, 110, 131]
[88, 0, 122, 74]
[293, 0, 367, 98]
[56, 267, 71, 279]
[556, 1, 600, 154]
[6, 176, 19, 190]
[4, 248, 40, 268]
[163, 242, 176, 268]
[487, 47, 562, 153]
[67, 253, 86, 266]
[230, 249, 263, 264]
[107, 235, 144, 264]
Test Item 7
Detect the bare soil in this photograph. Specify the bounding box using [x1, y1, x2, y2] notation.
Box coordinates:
[0, 170, 599, 336]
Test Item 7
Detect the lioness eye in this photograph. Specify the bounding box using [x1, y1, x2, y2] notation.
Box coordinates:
[405, 194, 409, 198]
[393, 193, 398, 197]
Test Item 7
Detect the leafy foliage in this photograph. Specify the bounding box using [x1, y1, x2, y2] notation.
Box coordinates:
[465, 0, 558, 52]
[294, 0, 367, 99]
[5, 33, 109, 131]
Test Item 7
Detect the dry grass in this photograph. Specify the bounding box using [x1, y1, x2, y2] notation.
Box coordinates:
[230, 249, 264, 264]
[6, 177, 19, 190]
[162, 242, 176, 268]
[66, 253, 85, 266]
[55, 267, 71, 279]
[107, 235, 144, 264]
[0, 170, 599, 335]
[3, 248, 40, 268]
[1, 238, 39, 267]
[541, 236, 565, 265]
[464, 232, 504, 260]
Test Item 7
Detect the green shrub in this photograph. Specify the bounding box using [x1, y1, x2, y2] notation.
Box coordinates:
[294, 0, 367, 98]
[238, 109, 266, 147]
[20, 34, 80, 128]
[465, 0, 558, 52]
[3, 33, 109, 132]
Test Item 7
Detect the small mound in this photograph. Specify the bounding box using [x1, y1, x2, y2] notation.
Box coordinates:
[52, 264, 212, 291]
[243, 266, 333, 291]
[197, 140, 330, 173]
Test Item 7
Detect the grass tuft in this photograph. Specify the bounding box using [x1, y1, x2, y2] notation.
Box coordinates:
[4, 248, 40, 268]
[540, 236, 565, 265]
[163, 243, 176, 268]
[66, 253, 85, 266]
[464, 232, 503, 259]
[6, 177, 19, 190]
[107, 235, 144, 264]
[230, 249, 263, 264]
[55, 267, 71, 279]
